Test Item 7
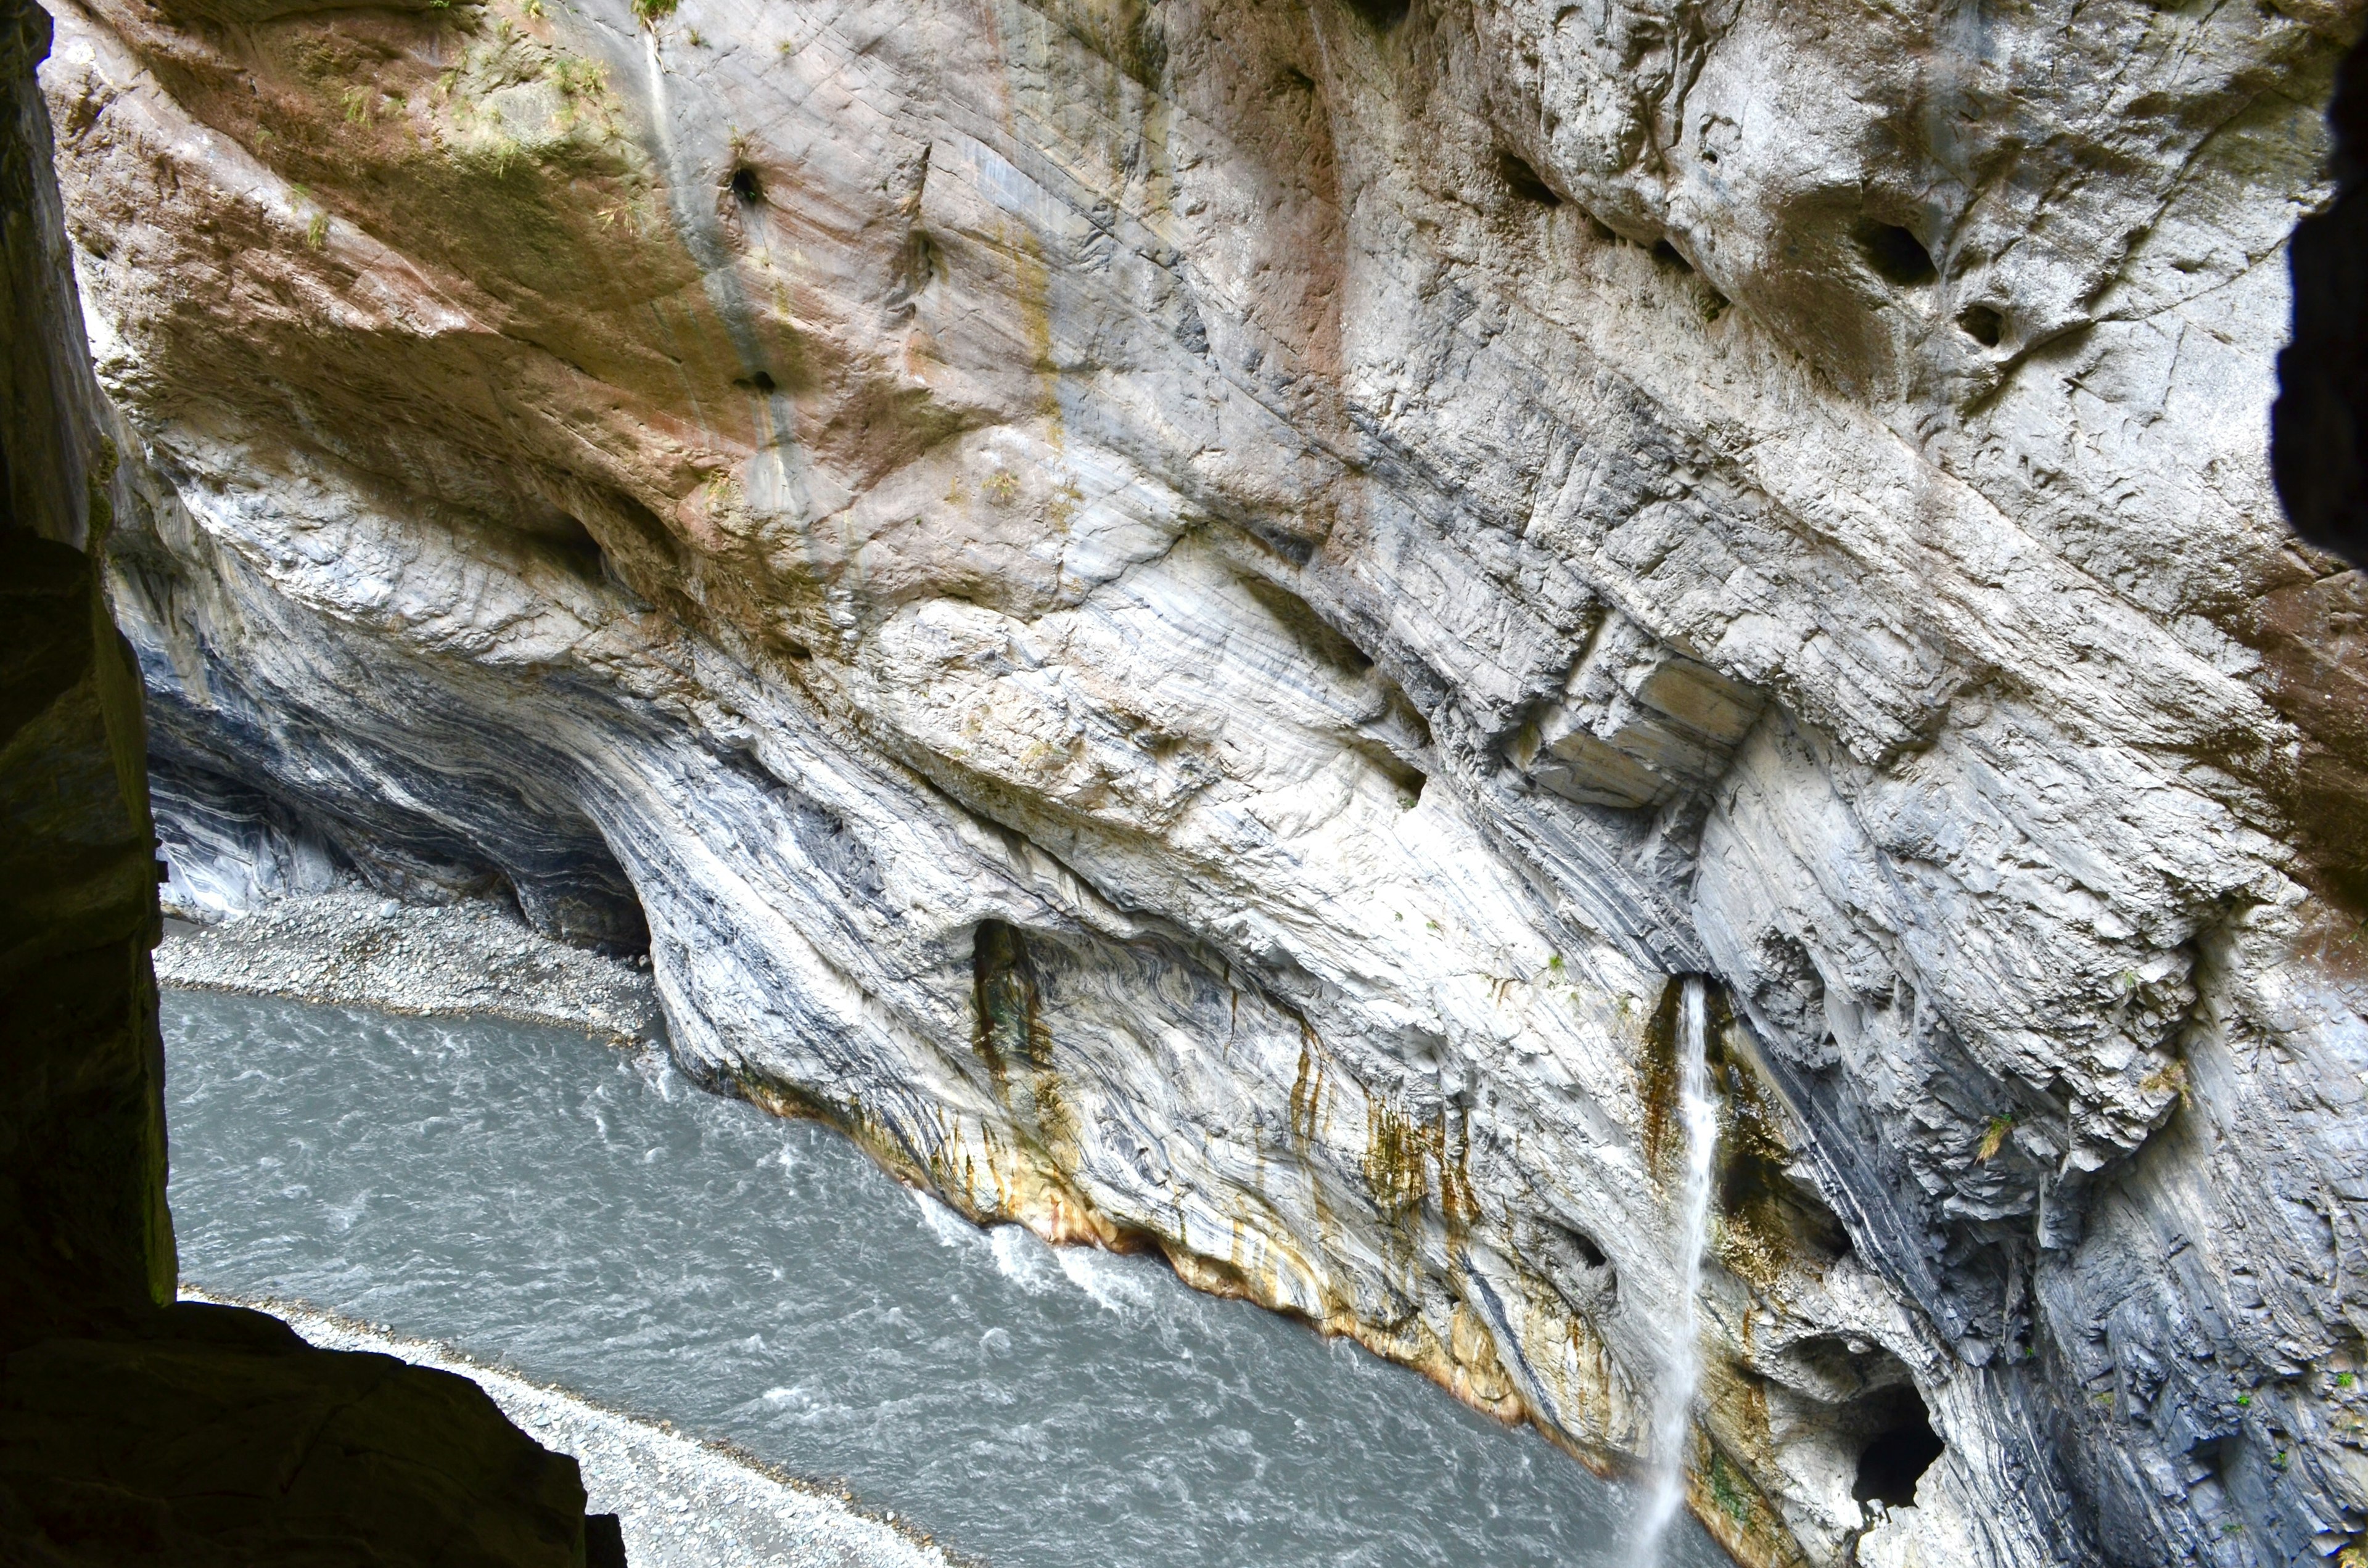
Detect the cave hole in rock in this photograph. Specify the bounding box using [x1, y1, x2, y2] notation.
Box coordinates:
[747, 370, 778, 394]
[1651, 238, 1695, 274]
[1856, 221, 1938, 287]
[1338, 0, 1408, 28]
[2185, 1435, 2229, 1485]
[1852, 1386, 1945, 1509]
[538, 511, 607, 583]
[511, 865, 652, 959]
[730, 165, 763, 205]
[1526, 1216, 1615, 1307]
[1497, 151, 1561, 207]
[1957, 303, 2006, 347]
[585, 484, 682, 575]
[1237, 572, 1374, 676]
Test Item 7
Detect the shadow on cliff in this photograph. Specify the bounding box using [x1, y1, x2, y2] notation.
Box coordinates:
[0, 0, 622, 1561]
[2276, 31, 2368, 570]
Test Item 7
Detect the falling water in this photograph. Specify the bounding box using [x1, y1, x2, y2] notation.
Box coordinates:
[1630, 975, 1720, 1567]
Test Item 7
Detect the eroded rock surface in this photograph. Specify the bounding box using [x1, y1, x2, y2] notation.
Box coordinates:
[31, 0, 2368, 1560]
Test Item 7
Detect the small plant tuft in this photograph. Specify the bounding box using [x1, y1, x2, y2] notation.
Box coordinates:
[1976, 1114, 2015, 1162]
[305, 212, 329, 248]
[549, 55, 607, 97]
[631, 0, 677, 22]
[477, 131, 524, 177]
[2141, 1060, 2191, 1105]
[1706, 1449, 1752, 1527]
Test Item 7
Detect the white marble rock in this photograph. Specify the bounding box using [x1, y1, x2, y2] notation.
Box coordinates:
[34, 0, 2368, 1561]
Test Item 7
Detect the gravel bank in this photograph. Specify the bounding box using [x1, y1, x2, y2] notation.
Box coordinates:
[185, 1293, 963, 1568]
[157, 888, 660, 1043]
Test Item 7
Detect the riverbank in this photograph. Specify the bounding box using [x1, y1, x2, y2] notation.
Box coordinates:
[185, 1292, 961, 1568]
[157, 887, 660, 1044]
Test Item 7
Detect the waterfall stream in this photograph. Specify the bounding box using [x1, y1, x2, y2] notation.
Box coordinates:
[1630, 976, 1720, 1567]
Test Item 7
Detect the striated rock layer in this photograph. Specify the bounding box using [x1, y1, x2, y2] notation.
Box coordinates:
[31, 0, 2368, 1558]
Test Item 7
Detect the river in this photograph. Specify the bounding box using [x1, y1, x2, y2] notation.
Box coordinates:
[162, 988, 1727, 1568]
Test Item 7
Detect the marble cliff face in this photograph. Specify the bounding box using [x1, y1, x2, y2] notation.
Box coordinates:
[33, 0, 2368, 1559]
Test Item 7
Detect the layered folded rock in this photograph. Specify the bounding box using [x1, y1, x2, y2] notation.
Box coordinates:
[27, 0, 2368, 1562]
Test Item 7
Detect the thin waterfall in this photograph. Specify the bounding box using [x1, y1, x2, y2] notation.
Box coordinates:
[1631, 975, 1719, 1567]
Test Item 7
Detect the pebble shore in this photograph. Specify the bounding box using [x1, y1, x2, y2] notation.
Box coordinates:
[156, 888, 662, 1043]
[183, 1293, 961, 1568]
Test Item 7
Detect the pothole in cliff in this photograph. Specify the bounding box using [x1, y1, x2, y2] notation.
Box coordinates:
[1957, 303, 2006, 347]
[1497, 151, 1562, 207]
[1646, 239, 1730, 318]
[540, 511, 608, 585]
[730, 165, 763, 205]
[1338, 0, 1408, 29]
[1855, 221, 1937, 289]
[1852, 1385, 1944, 1511]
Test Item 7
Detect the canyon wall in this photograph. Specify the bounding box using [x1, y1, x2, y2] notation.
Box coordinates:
[32, 0, 2368, 1559]
[2, 4, 610, 1558]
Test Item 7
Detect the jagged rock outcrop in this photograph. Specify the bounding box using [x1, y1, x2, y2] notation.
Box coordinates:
[2, 4, 618, 1560]
[30, 0, 2368, 1560]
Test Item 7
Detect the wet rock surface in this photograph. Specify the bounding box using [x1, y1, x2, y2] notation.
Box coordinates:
[27, 0, 2368, 1561]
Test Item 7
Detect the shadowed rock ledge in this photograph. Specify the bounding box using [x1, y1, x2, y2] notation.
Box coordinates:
[27, 0, 2368, 1561]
